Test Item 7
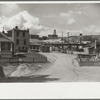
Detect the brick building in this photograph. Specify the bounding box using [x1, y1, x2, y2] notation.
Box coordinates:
[7, 26, 29, 52]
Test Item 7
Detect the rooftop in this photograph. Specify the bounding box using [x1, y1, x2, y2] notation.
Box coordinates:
[0, 32, 14, 42]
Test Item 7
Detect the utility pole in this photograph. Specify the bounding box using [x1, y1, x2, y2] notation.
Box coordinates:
[62, 31, 64, 51]
[2, 27, 4, 33]
[95, 39, 97, 54]
[62, 31, 63, 43]
[67, 32, 70, 53]
[67, 32, 69, 44]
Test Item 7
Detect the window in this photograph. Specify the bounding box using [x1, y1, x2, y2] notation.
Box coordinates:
[16, 39, 19, 45]
[25, 47, 28, 50]
[24, 39, 26, 45]
[23, 32, 25, 37]
[22, 47, 24, 49]
[16, 32, 19, 37]
[1, 42, 10, 51]
[30, 45, 32, 49]
[18, 47, 21, 50]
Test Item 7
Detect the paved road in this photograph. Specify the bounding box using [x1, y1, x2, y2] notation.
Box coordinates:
[33, 53, 100, 82]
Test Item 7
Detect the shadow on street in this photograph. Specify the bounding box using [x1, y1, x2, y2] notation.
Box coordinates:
[0, 75, 59, 82]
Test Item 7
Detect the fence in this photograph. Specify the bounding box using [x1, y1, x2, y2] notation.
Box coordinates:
[80, 61, 100, 66]
[0, 51, 48, 63]
[0, 57, 47, 63]
[77, 54, 100, 66]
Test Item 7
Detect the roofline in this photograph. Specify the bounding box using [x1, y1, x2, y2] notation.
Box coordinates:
[7, 28, 29, 32]
[0, 32, 14, 42]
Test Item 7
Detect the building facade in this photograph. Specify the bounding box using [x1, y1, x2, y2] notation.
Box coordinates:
[48, 29, 58, 39]
[0, 32, 14, 58]
[7, 26, 29, 52]
[29, 39, 43, 52]
[30, 34, 39, 39]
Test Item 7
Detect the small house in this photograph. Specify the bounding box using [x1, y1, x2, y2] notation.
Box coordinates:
[83, 42, 96, 54]
[0, 32, 14, 58]
[30, 39, 43, 52]
[40, 45, 52, 53]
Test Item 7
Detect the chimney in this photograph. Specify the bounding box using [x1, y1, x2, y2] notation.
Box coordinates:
[15, 26, 18, 29]
[2, 27, 5, 34]
[27, 28, 29, 32]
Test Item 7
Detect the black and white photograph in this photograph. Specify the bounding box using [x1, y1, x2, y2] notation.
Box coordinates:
[1, 1, 100, 99]
[0, 2, 100, 82]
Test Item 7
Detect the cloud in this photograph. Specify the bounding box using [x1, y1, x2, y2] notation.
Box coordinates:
[77, 11, 82, 14]
[60, 12, 71, 18]
[43, 15, 56, 18]
[67, 18, 76, 25]
[83, 25, 100, 34]
[83, 25, 95, 33]
[0, 11, 46, 34]
[39, 27, 62, 37]
[0, 4, 21, 17]
[60, 12, 76, 25]
[60, 10, 82, 18]
[39, 29, 52, 36]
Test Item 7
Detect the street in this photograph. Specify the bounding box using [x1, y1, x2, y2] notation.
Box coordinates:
[33, 53, 100, 82]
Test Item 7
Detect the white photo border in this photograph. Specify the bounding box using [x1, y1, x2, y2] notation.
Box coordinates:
[0, 1, 100, 99]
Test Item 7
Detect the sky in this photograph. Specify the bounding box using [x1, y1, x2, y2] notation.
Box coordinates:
[0, 3, 100, 37]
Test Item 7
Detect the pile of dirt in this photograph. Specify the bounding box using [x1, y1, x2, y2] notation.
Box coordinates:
[10, 64, 32, 77]
[3, 63, 18, 77]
